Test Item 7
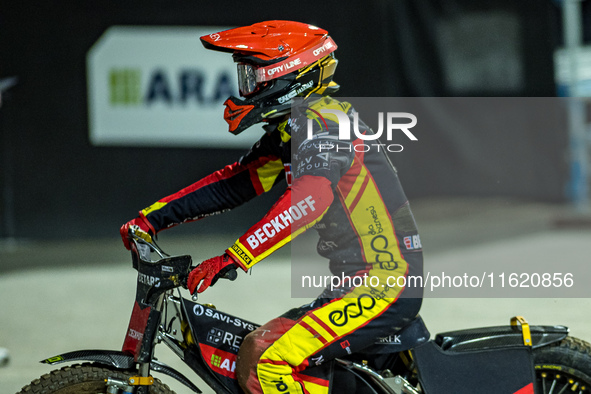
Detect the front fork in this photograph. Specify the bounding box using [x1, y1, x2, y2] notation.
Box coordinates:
[103, 364, 156, 393]
[104, 363, 155, 393]
[109, 295, 165, 394]
[105, 377, 135, 394]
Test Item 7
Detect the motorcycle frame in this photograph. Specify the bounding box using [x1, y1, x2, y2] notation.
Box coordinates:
[42, 290, 407, 394]
[40, 236, 410, 393]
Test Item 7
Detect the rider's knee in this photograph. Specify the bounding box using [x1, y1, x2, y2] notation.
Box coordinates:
[236, 331, 262, 393]
[236, 318, 294, 393]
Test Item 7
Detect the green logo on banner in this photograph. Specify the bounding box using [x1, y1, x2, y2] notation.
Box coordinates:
[211, 354, 221, 367]
[109, 68, 141, 105]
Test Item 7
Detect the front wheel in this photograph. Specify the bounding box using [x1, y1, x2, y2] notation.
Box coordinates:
[534, 336, 591, 393]
[17, 363, 175, 394]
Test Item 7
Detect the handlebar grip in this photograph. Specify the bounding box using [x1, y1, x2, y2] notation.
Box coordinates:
[222, 266, 238, 281]
[183, 264, 237, 288]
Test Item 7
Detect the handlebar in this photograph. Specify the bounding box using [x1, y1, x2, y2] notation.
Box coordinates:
[126, 227, 238, 297]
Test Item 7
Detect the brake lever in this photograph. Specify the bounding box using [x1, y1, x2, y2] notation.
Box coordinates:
[187, 265, 238, 301]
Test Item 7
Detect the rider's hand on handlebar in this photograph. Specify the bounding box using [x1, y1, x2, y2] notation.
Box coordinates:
[188, 253, 243, 294]
[120, 216, 154, 250]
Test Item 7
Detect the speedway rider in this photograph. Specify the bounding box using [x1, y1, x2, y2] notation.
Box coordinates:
[121, 21, 423, 394]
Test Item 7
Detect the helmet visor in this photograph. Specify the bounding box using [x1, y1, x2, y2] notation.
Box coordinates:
[237, 63, 258, 97]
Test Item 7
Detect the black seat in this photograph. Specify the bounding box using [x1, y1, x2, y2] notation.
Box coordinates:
[360, 315, 430, 354]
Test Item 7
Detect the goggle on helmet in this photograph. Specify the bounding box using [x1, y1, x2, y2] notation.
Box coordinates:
[200, 20, 339, 135]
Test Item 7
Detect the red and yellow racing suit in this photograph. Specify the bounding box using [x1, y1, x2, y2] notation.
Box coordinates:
[140, 97, 423, 394]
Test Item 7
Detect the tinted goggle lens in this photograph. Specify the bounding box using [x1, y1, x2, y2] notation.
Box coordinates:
[237, 64, 258, 97]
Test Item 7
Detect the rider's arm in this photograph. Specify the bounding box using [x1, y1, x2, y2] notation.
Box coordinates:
[226, 119, 355, 269]
[139, 131, 285, 235]
[226, 174, 334, 269]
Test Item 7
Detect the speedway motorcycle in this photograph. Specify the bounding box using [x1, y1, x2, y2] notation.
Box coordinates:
[18, 231, 591, 393]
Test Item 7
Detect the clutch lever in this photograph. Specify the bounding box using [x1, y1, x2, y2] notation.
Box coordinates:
[127, 226, 168, 259]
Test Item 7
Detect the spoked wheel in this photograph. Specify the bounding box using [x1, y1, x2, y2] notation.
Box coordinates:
[534, 337, 591, 394]
[536, 369, 589, 393]
[17, 363, 175, 394]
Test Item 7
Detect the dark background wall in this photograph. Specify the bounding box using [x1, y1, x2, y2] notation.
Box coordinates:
[0, 0, 564, 239]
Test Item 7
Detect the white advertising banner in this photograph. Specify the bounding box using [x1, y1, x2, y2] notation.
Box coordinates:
[87, 26, 258, 148]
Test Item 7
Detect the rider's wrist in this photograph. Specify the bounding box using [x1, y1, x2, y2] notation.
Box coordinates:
[225, 248, 249, 272]
[138, 211, 157, 235]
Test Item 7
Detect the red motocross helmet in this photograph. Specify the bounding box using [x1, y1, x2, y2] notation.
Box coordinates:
[200, 20, 339, 135]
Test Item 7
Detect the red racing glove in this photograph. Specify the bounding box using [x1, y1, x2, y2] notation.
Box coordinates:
[120, 215, 154, 250]
[188, 253, 245, 294]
